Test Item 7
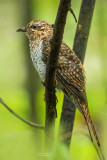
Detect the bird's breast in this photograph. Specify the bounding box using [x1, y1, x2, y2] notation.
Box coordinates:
[30, 40, 46, 81]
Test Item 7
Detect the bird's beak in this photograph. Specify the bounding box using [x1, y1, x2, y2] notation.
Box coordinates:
[16, 27, 27, 32]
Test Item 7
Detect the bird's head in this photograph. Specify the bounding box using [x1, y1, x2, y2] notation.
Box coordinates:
[17, 19, 53, 41]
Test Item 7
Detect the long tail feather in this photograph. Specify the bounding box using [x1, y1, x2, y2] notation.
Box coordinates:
[79, 101, 105, 160]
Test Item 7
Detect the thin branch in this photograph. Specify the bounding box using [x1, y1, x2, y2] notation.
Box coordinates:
[60, 97, 76, 147]
[45, 0, 71, 130]
[69, 7, 77, 23]
[60, 0, 96, 147]
[73, 0, 96, 62]
[45, 0, 71, 149]
[0, 97, 44, 130]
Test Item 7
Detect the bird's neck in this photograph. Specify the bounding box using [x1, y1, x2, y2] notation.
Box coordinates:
[29, 39, 46, 81]
[29, 38, 43, 53]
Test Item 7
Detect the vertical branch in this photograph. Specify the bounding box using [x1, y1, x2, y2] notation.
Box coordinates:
[73, 0, 96, 62]
[60, 97, 76, 147]
[60, 0, 96, 147]
[45, 0, 71, 147]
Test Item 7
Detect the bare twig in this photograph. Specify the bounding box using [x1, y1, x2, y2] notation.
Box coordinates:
[45, 0, 71, 149]
[73, 0, 96, 62]
[0, 97, 44, 130]
[60, 96, 76, 147]
[45, 0, 71, 131]
[69, 7, 77, 23]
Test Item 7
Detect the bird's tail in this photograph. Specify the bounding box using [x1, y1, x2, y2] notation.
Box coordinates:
[78, 100, 105, 160]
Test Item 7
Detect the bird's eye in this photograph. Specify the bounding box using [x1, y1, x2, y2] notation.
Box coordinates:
[31, 24, 41, 29]
[31, 25, 37, 29]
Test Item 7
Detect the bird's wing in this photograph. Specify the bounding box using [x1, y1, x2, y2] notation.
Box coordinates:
[57, 42, 87, 104]
[42, 40, 87, 104]
[58, 42, 86, 91]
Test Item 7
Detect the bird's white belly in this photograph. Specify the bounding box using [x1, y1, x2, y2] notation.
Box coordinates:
[30, 41, 46, 81]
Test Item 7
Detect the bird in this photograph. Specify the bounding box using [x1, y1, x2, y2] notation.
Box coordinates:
[17, 19, 104, 159]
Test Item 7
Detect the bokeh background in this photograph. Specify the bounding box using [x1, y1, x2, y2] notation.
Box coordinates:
[0, 0, 107, 160]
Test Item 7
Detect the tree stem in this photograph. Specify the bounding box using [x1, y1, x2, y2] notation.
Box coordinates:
[60, 0, 96, 148]
[45, 0, 71, 150]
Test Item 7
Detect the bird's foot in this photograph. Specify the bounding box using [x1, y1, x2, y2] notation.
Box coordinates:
[41, 80, 45, 86]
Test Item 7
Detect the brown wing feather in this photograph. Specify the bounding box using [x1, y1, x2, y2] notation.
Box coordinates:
[42, 40, 87, 104]
[56, 70, 87, 104]
[57, 42, 86, 91]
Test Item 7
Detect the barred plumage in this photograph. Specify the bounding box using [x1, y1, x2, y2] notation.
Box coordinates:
[17, 19, 104, 159]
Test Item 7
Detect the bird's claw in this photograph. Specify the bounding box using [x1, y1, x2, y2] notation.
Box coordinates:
[41, 80, 45, 86]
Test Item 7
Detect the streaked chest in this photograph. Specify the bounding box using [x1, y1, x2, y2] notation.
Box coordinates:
[30, 40, 46, 81]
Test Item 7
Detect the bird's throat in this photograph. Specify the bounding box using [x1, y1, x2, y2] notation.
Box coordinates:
[30, 40, 46, 81]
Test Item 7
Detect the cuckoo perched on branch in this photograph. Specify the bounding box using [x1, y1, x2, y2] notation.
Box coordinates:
[17, 19, 104, 160]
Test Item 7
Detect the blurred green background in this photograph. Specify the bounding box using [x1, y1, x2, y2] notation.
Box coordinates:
[0, 0, 107, 160]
